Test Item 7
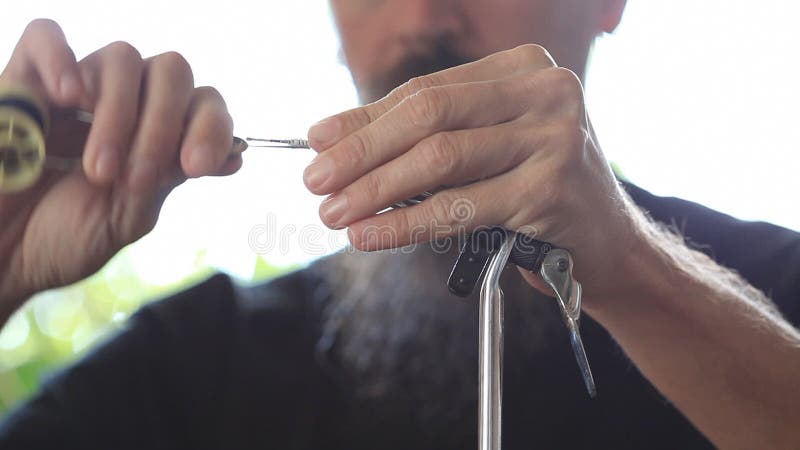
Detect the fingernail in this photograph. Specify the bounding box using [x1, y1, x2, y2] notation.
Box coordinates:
[303, 155, 334, 191]
[128, 159, 158, 192]
[59, 71, 82, 101]
[94, 150, 118, 182]
[320, 194, 349, 228]
[308, 118, 339, 149]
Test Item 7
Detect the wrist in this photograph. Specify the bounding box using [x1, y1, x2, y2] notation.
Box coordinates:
[582, 214, 698, 323]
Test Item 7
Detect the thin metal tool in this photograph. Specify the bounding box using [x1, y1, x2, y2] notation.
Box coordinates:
[0, 85, 423, 194]
[478, 232, 514, 450]
[540, 248, 596, 397]
[245, 137, 309, 149]
[244, 137, 438, 210]
[1, 101, 437, 210]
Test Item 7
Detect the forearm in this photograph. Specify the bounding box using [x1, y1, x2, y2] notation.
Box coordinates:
[586, 215, 800, 449]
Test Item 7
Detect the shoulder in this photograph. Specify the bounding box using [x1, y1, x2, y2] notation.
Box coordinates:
[136, 268, 340, 446]
[130, 267, 334, 393]
[623, 181, 800, 321]
[0, 268, 336, 448]
[136, 265, 336, 344]
[142, 268, 326, 324]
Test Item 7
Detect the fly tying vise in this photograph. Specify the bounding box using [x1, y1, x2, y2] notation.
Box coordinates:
[0, 83, 595, 450]
[247, 144, 596, 450]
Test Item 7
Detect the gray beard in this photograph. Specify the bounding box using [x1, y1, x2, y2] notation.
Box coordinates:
[314, 245, 566, 423]
[315, 51, 570, 430]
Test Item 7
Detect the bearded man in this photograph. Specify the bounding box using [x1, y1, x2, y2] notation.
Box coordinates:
[0, 1, 798, 449]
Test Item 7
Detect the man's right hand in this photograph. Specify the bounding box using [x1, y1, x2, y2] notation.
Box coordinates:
[0, 19, 240, 322]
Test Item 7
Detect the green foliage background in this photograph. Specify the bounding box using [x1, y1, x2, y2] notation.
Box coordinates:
[0, 246, 293, 418]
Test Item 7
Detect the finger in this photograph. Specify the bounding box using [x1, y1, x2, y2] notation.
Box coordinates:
[318, 122, 532, 229]
[1, 19, 83, 105]
[211, 154, 242, 177]
[125, 52, 194, 192]
[307, 44, 557, 150]
[179, 86, 234, 178]
[79, 41, 143, 184]
[517, 266, 556, 297]
[304, 76, 530, 196]
[346, 172, 525, 251]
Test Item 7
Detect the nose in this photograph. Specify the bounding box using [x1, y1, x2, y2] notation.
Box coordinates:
[393, 0, 467, 47]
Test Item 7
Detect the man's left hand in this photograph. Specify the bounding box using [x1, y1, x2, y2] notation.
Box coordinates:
[303, 44, 651, 304]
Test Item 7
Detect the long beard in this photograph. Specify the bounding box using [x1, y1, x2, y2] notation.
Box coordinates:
[319, 40, 565, 433]
[314, 247, 564, 424]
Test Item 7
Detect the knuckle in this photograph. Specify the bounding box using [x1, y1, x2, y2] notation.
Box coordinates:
[545, 121, 589, 162]
[427, 191, 459, 228]
[513, 43, 546, 60]
[105, 40, 142, 63]
[195, 85, 223, 101]
[509, 71, 542, 106]
[389, 211, 413, 246]
[25, 18, 60, 36]
[194, 86, 229, 115]
[545, 67, 584, 100]
[360, 172, 385, 202]
[342, 132, 371, 166]
[345, 106, 375, 132]
[560, 125, 589, 153]
[154, 51, 193, 84]
[511, 43, 554, 66]
[334, 106, 377, 142]
[406, 87, 449, 129]
[402, 74, 440, 97]
[424, 132, 460, 178]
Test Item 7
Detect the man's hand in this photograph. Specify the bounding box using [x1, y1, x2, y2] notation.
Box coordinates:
[306, 44, 800, 448]
[0, 19, 240, 320]
[303, 44, 645, 304]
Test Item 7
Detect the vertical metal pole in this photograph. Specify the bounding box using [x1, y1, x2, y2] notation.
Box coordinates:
[478, 235, 514, 450]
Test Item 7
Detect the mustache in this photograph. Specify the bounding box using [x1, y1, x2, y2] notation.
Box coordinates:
[359, 40, 473, 104]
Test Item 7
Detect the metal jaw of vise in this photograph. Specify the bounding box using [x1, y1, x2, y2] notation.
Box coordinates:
[447, 228, 595, 450]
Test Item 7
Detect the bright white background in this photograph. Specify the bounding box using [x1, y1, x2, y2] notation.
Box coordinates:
[1, 0, 798, 281]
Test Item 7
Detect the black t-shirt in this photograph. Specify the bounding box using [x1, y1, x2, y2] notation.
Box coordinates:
[1, 182, 798, 449]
